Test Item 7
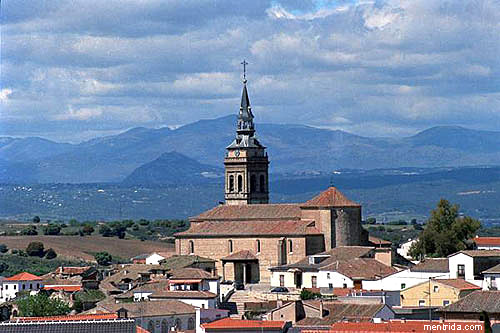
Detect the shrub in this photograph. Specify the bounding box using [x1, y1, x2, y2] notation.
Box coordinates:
[45, 248, 57, 259]
[0, 244, 8, 253]
[21, 226, 38, 236]
[43, 224, 61, 235]
[26, 242, 45, 257]
[94, 252, 112, 266]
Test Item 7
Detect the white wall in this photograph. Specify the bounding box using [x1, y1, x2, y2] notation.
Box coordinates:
[362, 269, 451, 291]
[317, 271, 354, 288]
[270, 271, 296, 288]
[397, 239, 417, 259]
[483, 274, 500, 290]
[146, 253, 166, 265]
[0, 280, 43, 303]
[448, 253, 474, 280]
[478, 245, 500, 250]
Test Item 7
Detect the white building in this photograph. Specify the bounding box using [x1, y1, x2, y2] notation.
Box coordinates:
[0, 272, 43, 303]
[397, 238, 418, 259]
[448, 250, 500, 288]
[363, 258, 451, 291]
[482, 263, 500, 290]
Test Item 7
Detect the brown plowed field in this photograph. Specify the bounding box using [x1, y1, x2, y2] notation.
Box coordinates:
[0, 236, 175, 262]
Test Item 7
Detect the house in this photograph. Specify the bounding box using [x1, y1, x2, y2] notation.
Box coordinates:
[363, 258, 451, 291]
[99, 264, 169, 295]
[474, 236, 500, 250]
[439, 290, 500, 323]
[93, 299, 197, 332]
[397, 238, 418, 259]
[0, 272, 43, 303]
[400, 279, 481, 307]
[482, 263, 500, 290]
[448, 250, 500, 287]
[0, 313, 137, 333]
[294, 301, 395, 328]
[201, 318, 290, 333]
[269, 246, 397, 290]
[303, 320, 484, 333]
[131, 252, 174, 265]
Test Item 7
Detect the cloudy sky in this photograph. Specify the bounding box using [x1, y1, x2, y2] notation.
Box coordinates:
[1, 0, 499, 142]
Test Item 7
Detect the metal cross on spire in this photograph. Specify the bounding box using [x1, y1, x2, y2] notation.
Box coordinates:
[241, 60, 248, 82]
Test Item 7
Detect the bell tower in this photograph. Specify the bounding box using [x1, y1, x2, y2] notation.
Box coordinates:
[224, 61, 269, 205]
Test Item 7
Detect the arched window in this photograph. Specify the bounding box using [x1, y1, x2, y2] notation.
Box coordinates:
[189, 240, 194, 254]
[188, 318, 195, 330]
[256, 240, 261, 253]
[228, 240, 233, 253]
[175, 318, 182, 329]
[237, 175, 243, 192]
[161, 319, 168, 333]
[260, 175, 265, 192]
[250, 174, 256, 192]
[288, 239, 293, 253]
[147, 320, 154, 332]
[229, 175, 234, 192]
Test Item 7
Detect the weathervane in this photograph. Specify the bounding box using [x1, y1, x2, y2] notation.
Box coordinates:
[241, 59, 248, 82]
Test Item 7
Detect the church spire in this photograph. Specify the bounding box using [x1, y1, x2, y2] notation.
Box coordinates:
[237, 60, 254, 137]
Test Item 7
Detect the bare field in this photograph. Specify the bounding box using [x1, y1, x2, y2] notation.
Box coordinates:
[0, 235, 175, 262]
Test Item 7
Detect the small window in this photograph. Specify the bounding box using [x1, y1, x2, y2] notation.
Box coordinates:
[329, 283, 333, 289]
[433, 285, 439, 293]
[237, 175, 243, 192]
[256, 240, 261, 253]
[443, 300, 450, 306]
[260, 175, 265, 192]
[22, 285, 25, 290]
[30, 284, 33, 289]
[343, 283, 347, 288]
[228, 240, 233, 253]
[401, 283, 406, 289]
[229, 175, 234, 192]
[327, 273, 330, 279]
[288, 239, 293, 253]
[188, 318, 195, 330]
[5, 285, 7, 290]
[250, 174, 256, 192]
[189, 240, 194, 254]
[419, 300, 426, 306]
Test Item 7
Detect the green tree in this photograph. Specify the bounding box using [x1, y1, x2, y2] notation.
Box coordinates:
[94, 251, 112, 266]
[81, 224, 94, 236]
[98, 224, 113, 237]
[16, 293, 70, 317]
[365, 217, 377, 225]
[409, 199, 481, 259]
[21, 225, 38, 236]
[43, 224, 61, 235]
[45, 248, 57, 259]
[26, 241, 45, 257]
[0, 244, 8, 253]
[32, 216, 41, 223]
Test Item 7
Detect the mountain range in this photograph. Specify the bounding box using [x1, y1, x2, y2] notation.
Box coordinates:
[1, 115, 500, 184]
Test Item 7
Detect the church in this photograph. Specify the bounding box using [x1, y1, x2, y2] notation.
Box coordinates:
[175, 72, 369, 284]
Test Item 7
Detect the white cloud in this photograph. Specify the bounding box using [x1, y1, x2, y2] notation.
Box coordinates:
[0, 89, 13, 101]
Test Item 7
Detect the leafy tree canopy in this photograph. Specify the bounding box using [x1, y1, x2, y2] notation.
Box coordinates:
[26, 242, 45, 257]
[16, 293, 70, 317]
[94, 251, 112, 266]
[409, 199, 481, 259]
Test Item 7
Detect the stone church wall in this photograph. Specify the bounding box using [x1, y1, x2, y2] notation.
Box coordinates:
[335, 207, 363, 246]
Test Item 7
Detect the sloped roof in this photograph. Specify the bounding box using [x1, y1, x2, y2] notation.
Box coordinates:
[301, 187, 360, 208]
[149, 290, 217, 299]
[191, 203, 301, 221]
[440, 290, 500, 313]
[483, 263, 500, 274]
[98, 299, 196, 317]
[410, 258, 449, 273]
[168, 268, 218, 279]
[450, 250, 500, 257]
[14, 313, 118, 322]
[222, 250, 257, 261]
[5, 272, 42, 281]
[160, 255, 215, 270]
[176, 219, 321, 237]
[297, 302, 389, 326]
[43, 285, 82, 292]
[369, 236, 392, 246]
[202, 318, 286, 329]
[435, 279, 481, 291]
[54, 266, 90, 275]
[474, 237, 500, 246]
[321, 258, 398, 280]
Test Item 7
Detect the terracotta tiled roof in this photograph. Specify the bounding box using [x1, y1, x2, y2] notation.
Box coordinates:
[169, 268, 218, 279]
[191, 203, 301, 221]
[43, 285, 82, 292]
[201, 318, 286, 329]
[474, 237, 500, 246]
[150, 290, 217, 299]
[5, 272, 42, 281]
[176, 219, 321, 237]
[321, 258, 398, 280]
[410, 258, 449, 273]
[301, 187, 360, 208]
[317, 320, 484, 333]
[440, 290, 500, 313]
[98, 299, 196, 317]
[54, 266, 90, 275]
[450, 250, 500, 257]
[136, 326, 150, 333]
[483, 263, 500, 274]
[14, 313, 118, 322]
[369, 236, 392, 245]
[297, 302, 389, 326]
[222, 250, 257, 261]
[436, 279, 481, 291]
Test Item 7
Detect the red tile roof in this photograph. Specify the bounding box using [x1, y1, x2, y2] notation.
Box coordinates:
[222, 250, 257, 261]
[410, 258, 449, 273]
[5, 272, 42, 281]
[474, 237, 500, 246]
[202, 318, 286, 329]
[191, 203, 301, 221]
[54, 266, 90, 275]
[436, 279, 481, 291]
[169, 267, 218, 279]
[136, 326, 150, 333]
[15, 313, 118, 322]
[369, 236, 392, 245]
[321, 258, 398, 280]
[302, 320, 484, 333]
[297, 302, 389, 326]
[440, 290, 500, 313]
[44, 284, 82, 292]
[301, 187, 360, 208]
[176, 219, 321, 237]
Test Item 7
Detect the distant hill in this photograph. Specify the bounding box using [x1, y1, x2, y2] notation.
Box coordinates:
[2, 116, 500, 183]
[123, 151, 223, 185]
